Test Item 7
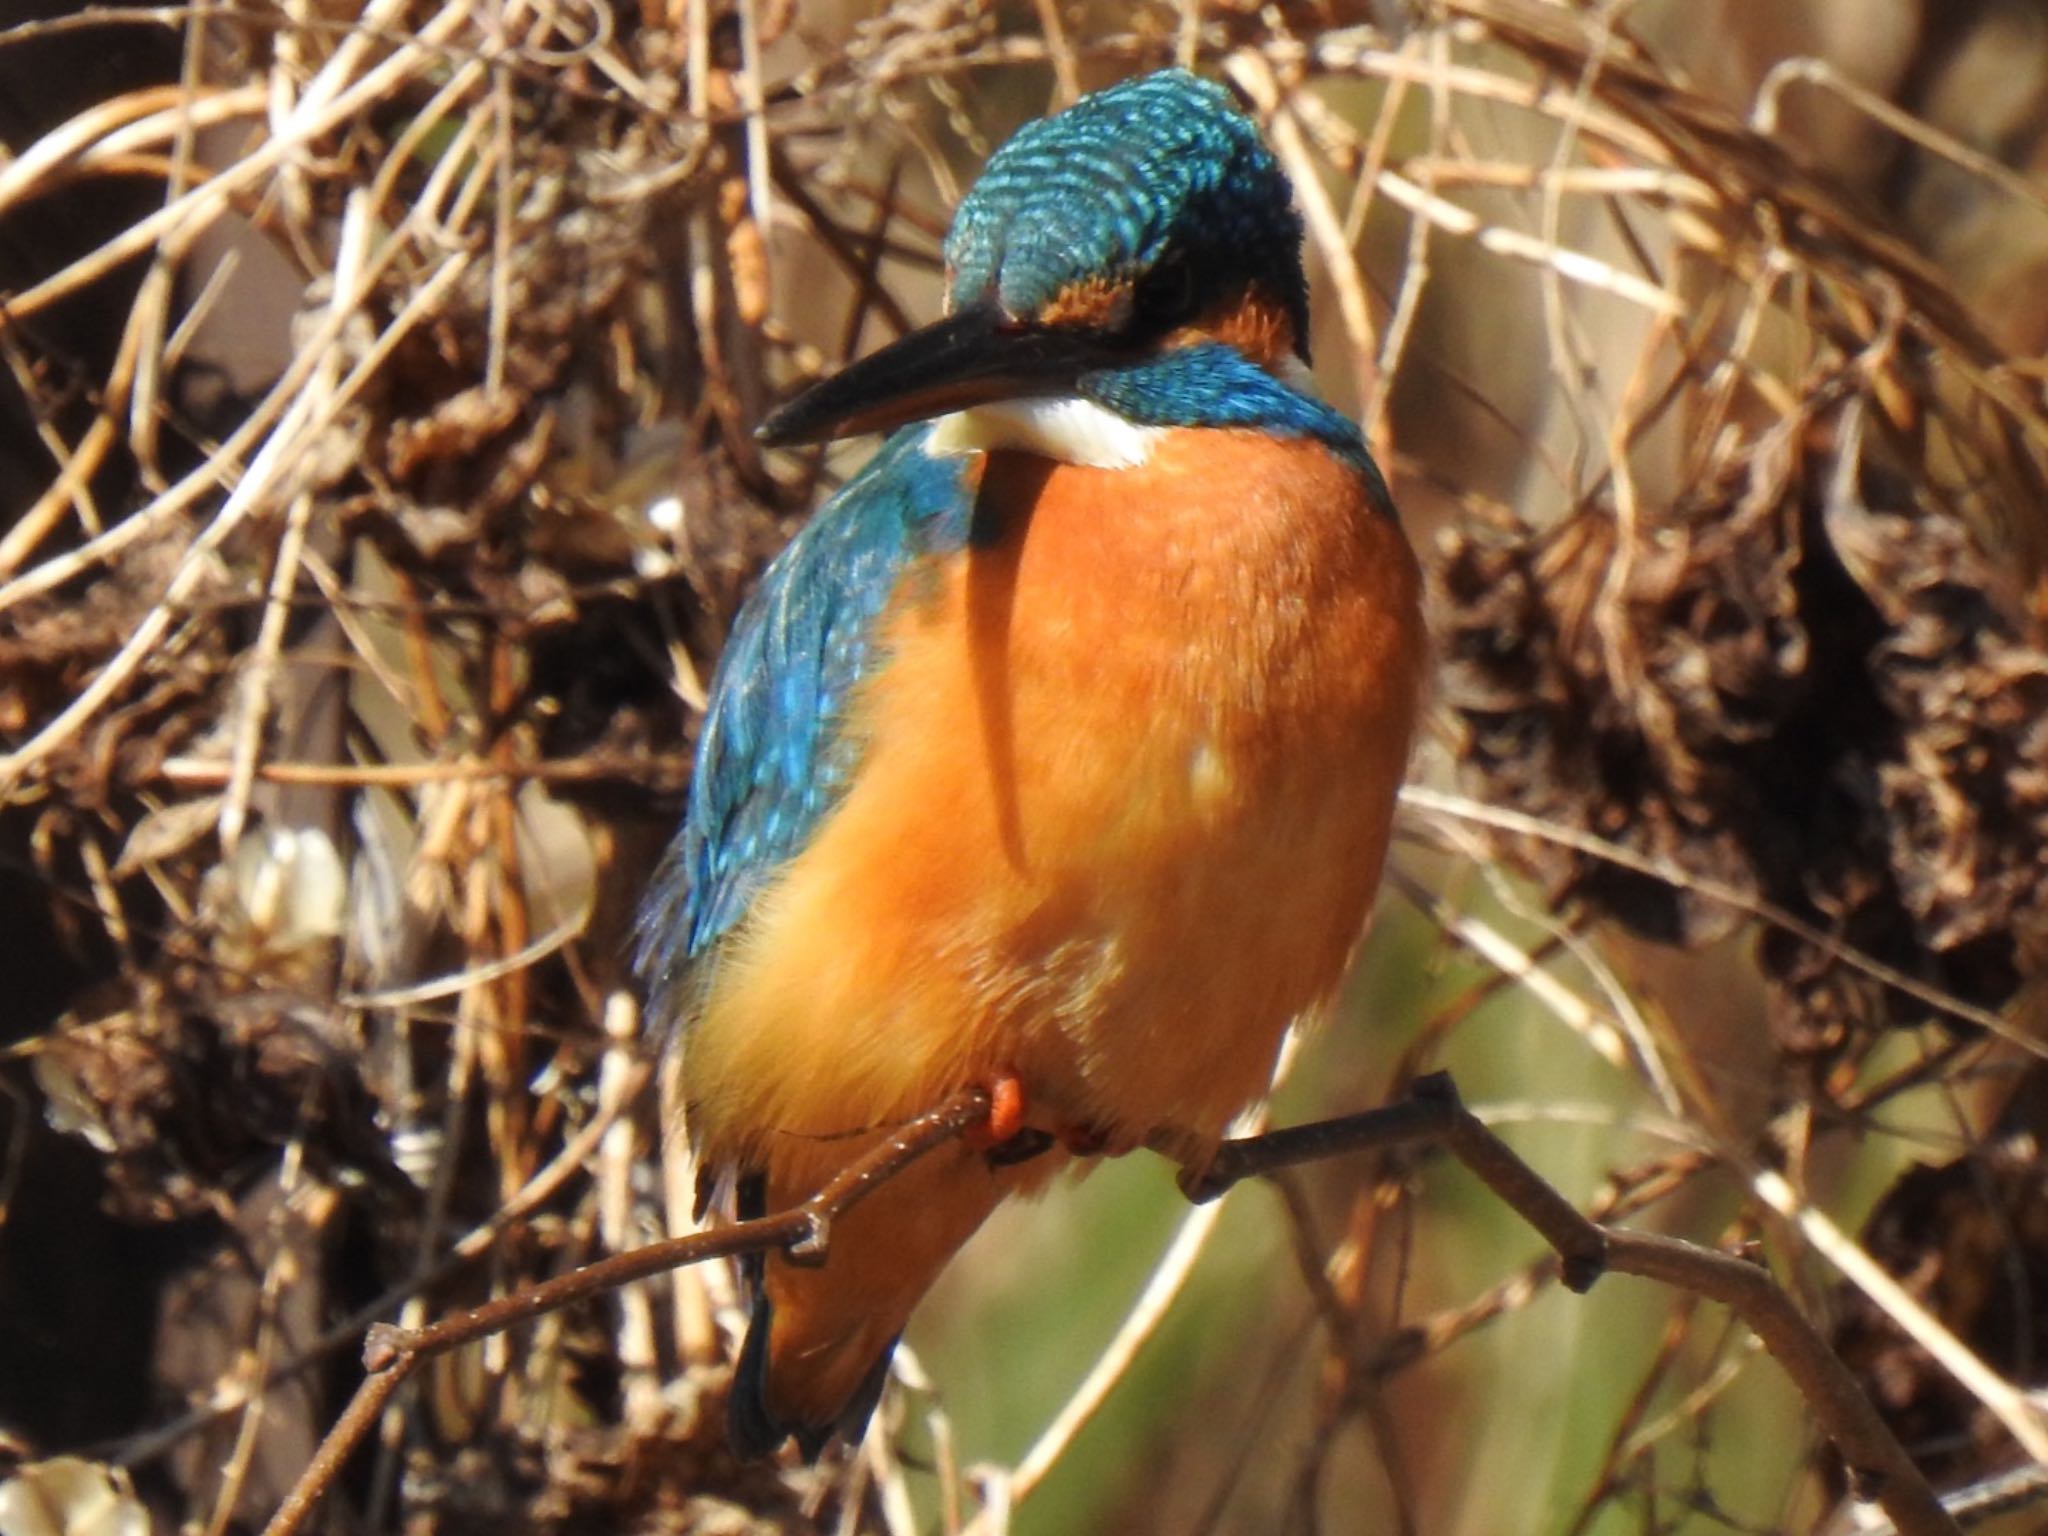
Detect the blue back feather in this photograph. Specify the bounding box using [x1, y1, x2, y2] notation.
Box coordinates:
[636, 427, 973, 996]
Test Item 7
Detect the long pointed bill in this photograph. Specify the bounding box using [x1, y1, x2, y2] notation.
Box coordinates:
[755, 302, 1124, 447]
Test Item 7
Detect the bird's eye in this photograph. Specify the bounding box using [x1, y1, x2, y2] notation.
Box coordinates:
[1135, 257, 1200, 330]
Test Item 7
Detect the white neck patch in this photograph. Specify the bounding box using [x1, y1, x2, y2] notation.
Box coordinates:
[1276, 354, 1319, 397]
[924, 396, 1163, 469]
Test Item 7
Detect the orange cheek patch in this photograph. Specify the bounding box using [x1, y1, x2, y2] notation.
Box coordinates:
[1168, 287, 1296, 366]
[1037, 274, 1131, 329]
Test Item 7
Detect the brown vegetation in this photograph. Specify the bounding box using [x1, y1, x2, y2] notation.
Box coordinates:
[2, 2, 2045, 1532]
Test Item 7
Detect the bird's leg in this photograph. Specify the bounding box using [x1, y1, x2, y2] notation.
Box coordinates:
[958, 1073, 1130, 1168]
[1176, 1071, 1609, 1293]
[990, 1118, 1134, 1166]
[953, 1070, 1058, 1168]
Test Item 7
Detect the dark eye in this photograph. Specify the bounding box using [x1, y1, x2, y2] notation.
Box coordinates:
[1134, 256, 1199, 329]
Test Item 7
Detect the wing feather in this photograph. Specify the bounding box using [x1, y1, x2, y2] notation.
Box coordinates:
[636, 426, 974, 1005]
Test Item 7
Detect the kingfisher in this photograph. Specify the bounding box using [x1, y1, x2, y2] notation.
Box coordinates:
[639, 69, 1426, 1460]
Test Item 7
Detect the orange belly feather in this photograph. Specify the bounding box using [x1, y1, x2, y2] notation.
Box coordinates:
[684, 426, 1426, 1429]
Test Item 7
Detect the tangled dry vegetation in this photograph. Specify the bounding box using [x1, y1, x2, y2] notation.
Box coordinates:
[2, 1, 2046, 1533]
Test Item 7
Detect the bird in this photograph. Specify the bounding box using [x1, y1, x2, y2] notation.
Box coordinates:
[638, 68, 1427, 1461]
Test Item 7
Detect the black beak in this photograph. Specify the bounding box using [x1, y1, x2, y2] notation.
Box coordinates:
[755, 302, 1125, 447]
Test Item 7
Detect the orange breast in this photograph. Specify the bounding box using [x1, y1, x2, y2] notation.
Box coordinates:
[686, 426, 1426, 1176]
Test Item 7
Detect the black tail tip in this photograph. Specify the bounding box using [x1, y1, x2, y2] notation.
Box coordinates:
[726, 1293, 900, 1463]
[728, 1291, 794, 1460]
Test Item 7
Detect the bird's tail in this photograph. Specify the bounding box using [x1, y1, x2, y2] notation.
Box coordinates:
[729, 1288, 899, 1460]
[723, 1137, 1055, 1460]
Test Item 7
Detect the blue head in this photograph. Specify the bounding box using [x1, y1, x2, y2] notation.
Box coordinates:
[944, 71, 1309, 360]
[758, 70, 1328, 447]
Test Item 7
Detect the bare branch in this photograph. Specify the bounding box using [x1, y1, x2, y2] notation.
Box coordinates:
[1188, 1074, 1966, 1536]
[259, 1086, 996, 1536]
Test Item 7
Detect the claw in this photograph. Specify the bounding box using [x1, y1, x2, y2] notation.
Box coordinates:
[984, 1127, 1057, 1168]
[1178, 1160, 1229, 1205]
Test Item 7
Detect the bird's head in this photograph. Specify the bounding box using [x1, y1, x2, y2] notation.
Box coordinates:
[757, 70, 1312, 451]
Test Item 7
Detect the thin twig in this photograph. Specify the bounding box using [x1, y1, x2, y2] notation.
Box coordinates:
[2, 0, 474, 321]
[1189, 1075, 1964, 1536]
[158, 752, 693, 789]
[1398, 786, 2043, 1050]
[0, 249, 472, 787]
[959, 1035, 1305, 1533]
[964, 1197, 1229, 1535]
[1225, 52, 1382, 402]
[1403, 831, 2047, 1469]
[259, 1086, 995, 1536]
[110, 1061, 653, 1475]
[1749, 1168, 2048, 1464]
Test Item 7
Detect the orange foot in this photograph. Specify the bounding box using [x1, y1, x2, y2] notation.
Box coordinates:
[961, 1072, 1028, 1151]
[960, 1076, 1134, 1166]
[963, 1074, 1062, 1168]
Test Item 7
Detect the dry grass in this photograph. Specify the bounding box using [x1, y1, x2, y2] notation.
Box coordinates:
[2, 1, 2046, 1532]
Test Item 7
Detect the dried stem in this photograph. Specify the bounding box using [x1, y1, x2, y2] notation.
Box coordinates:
[258, 1085, 996, 1536]
[1187, 1073, 1965, 1536]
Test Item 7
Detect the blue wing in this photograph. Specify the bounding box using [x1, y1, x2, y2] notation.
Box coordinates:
[637, 425, 975, 1003]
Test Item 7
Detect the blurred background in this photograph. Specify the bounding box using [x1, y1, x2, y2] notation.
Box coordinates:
[2, 1, 2046, 1532]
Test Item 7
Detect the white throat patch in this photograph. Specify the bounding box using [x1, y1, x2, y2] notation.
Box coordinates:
[924, 396, 1163, 469]
[1276, 354, 1319, 397]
